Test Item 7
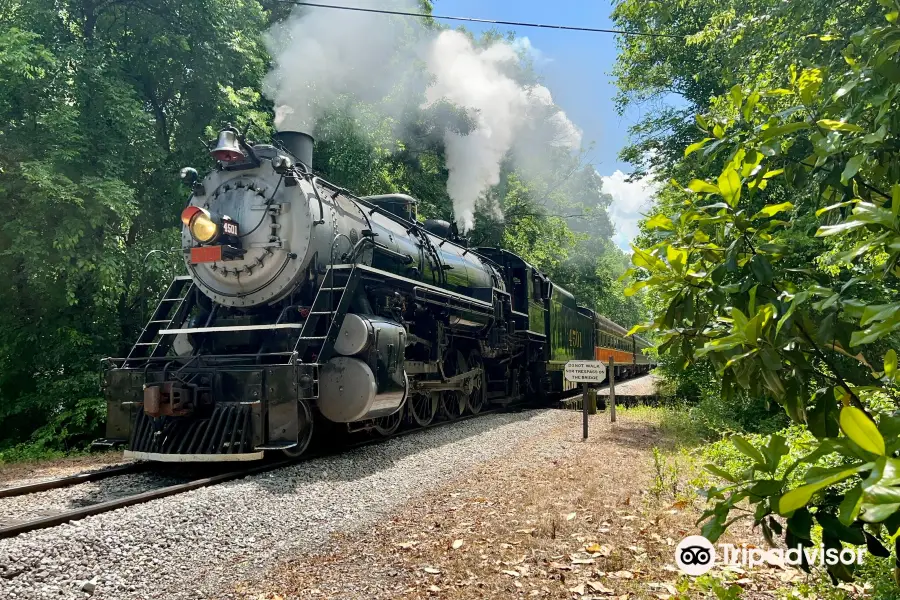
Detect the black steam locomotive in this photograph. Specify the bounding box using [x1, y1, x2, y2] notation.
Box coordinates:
[97, 126, 653, 461]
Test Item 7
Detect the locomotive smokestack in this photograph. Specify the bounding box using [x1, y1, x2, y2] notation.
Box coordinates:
[273, 130, 314, 168]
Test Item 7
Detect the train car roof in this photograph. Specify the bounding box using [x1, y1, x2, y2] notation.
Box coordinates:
[595, 314, 630, 337]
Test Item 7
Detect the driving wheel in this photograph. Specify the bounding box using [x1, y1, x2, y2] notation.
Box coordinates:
[440, 349, 467, 420]
[409, 392, 437, 427]
[466, 349, 486, 414]
[373, 408, 403, 436]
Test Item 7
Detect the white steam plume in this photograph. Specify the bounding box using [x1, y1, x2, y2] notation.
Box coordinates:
[262, 0, 582, 231]
[262, 0, 416, 131]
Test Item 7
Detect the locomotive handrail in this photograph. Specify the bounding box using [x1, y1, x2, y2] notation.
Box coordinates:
[330, 232, 353, 268]
[309, 176, 327, 226]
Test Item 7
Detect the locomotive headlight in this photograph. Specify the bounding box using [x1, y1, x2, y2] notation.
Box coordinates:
[191, 214, 218, 243]
[181, 206, 219, 243]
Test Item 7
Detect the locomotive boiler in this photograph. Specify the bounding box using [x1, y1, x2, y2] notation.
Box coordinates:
[97, 125, 653, 461]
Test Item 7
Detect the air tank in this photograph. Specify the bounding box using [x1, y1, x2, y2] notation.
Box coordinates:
[317, 315, 408, 423]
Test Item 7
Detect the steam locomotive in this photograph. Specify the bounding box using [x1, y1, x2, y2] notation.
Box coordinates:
[97, 126, 653, 461]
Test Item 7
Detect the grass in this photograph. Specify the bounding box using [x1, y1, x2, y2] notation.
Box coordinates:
[621, 403, 705, 448]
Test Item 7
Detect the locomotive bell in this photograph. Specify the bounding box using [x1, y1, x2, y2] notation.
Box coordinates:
[210, 129, 244, 162]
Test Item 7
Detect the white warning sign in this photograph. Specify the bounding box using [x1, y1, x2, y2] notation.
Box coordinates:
[564, 360, 607, 383]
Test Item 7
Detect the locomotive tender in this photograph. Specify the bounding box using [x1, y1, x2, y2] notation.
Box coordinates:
[98, 126, 653, 461]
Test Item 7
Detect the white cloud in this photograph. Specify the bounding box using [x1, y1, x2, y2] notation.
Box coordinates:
[600, 170, 660, 251]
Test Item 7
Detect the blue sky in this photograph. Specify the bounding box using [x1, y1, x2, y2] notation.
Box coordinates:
[434, 0, 659, 249]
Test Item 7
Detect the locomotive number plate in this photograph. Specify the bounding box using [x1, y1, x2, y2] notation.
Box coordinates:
[222, 221, 239, 236]
[190, 245, 222, 263]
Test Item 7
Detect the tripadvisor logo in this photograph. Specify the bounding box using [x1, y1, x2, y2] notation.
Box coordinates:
[676, 536, 716, 576]
[675, 535, 866, 576]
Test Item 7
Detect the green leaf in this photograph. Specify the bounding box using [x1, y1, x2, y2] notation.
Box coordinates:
[815, 220, 869, 237]
[885, 349, 897, 381]
[816, 200, 855, 217]
[752, 202, 793, 219]
[892, 184, 900, 219]
[749, 255, 774, 284]
[779, 467, 861, 514]
[851, 312, 900, 346]
[626, 323, 653, 336]
[817, 119, 864, 133]
[841, 154, 866, 183]
[787, 507, 813, 540]
[759, 121, 809, 141]
[833, 81, 857, 100]
[840, 406, 886, 455]
[839, 484, 864, 525]
[704, 464, 738, 483]
[743, 92, 760, 121]
[863, 485, 900, 505]
[631, 245, 668, 272]
[731, 435, 766, 465]
[729, 83, 743, 110]
[701, 517, 726, 542]
[816, 513, 865, 545]
[718, 168, 741, 207]
[761, 435, 789, 473]
[687, 179, 719, 194]
[645, 214, 675, 231]
[623, 281, 647, 297]
[861, 303, 898, 326]
[666, 245, 688, 273]
[685, 138, 714, 157]
[860, 503, 900, 523]
[862, 125, 887, 144]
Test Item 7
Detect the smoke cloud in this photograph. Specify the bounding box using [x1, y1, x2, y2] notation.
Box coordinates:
[262, 0, 582, 231]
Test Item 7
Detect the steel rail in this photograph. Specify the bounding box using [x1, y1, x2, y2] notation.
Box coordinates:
[0, 463, 149, 500]
[0, 407, 509, 540]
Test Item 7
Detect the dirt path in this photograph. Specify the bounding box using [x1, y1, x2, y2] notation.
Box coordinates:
[0, 450, 127, 487]
[233, 411, 830, 600]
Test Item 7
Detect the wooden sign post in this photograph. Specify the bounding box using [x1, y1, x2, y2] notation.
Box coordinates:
[582, 382, 589, 440]
[609, 356, 617, 423]
[564, 360, 607, 441]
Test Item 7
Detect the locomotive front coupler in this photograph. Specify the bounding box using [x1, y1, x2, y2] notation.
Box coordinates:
[142, 381, 199, 418]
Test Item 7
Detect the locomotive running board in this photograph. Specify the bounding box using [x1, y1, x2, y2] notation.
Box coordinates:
[124, 450, 264, 462]
[159, 323, 304, 335]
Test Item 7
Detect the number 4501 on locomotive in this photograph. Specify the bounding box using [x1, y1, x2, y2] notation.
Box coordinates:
[96, 126, 652, 461]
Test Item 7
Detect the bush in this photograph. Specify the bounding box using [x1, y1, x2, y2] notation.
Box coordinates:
[0, 396, 105, 464]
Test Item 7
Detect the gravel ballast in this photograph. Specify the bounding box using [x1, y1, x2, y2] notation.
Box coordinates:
[597, 373, 660, 396]
[0, 473, 186, 528]
[0, 409, 569, 599]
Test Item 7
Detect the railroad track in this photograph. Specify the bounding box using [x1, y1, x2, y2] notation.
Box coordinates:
[0, 462, 149, 500]
[0, 407, 511, 540]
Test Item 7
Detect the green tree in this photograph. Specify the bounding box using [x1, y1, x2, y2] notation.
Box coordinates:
[0, 0, 270, 452]
[621, 0, 900, 582]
